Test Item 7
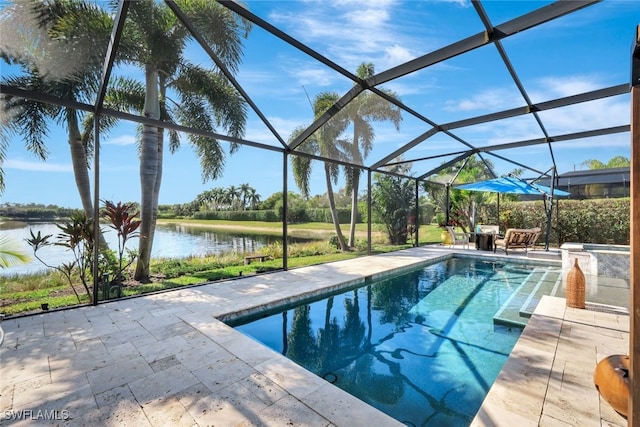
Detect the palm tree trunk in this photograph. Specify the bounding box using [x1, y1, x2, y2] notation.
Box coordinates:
[324, 164, 348, 251]
[68, 116, 94, 215]
[149, 127, 164, 248]
[67, 111, 108, 248]
[348, 170, 360, 247]
[146, 77, 167, 255]
[135, 65, 160, 282]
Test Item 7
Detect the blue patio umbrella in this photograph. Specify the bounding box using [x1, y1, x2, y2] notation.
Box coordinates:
[455, 176, 570, 196]
[454, 176, 570, 250]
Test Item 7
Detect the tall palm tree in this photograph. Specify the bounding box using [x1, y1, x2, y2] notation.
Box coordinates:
[291, 91, 350, 250]
[212, 187, 226, 211]
[195, 189, 213, 211]
[247, 188, 261, 210]
[0, 1, 112, 223]
[239, 182, 251, 210]
[118, 1, 251, 281]
[226, 185, 241, 210]
[343, 63, 402, 247]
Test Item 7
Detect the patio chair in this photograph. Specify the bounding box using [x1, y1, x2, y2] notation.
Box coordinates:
[493, 227, 541, 255]
[445, 226, 470, 249]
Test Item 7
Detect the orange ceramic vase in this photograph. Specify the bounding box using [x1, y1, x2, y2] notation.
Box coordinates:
[566, 258, 585, 309]
[594, 354, 629, 417]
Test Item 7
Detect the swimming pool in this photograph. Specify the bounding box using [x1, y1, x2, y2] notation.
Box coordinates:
[228, 257, 557, 426]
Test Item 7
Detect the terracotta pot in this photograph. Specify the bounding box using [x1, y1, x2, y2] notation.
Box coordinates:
[566, 258, 585, 309]
[594, 354, 629, 417]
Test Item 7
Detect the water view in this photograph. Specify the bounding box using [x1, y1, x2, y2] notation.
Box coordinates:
[0, 222, 306, 277]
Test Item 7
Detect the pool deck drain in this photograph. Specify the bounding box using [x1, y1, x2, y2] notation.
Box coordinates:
[0, 246, 628, 426]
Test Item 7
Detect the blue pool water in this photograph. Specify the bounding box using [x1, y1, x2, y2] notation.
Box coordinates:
[229, 258, 545, 426]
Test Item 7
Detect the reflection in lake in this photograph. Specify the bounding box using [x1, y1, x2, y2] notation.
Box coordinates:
[231, 258, 533, 426]
[0, 222, 308, 277]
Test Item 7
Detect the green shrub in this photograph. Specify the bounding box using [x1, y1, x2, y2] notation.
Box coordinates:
[193, 209, 280, 221]
[495, 198, 629, 246]
[260, 241, 283, 259]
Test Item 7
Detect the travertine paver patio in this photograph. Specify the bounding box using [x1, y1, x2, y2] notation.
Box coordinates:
[0, 246, 629, 426]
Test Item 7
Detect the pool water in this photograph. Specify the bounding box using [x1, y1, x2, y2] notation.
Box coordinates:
[229, 258, 547, 426]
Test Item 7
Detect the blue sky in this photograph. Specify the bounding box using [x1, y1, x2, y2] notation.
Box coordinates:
[1, 0, 638, 209]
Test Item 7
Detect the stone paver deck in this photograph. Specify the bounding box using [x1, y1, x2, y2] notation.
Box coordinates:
[0, 246, 629, 426]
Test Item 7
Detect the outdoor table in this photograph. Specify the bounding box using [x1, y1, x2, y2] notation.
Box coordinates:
[475, 233, 495, 251]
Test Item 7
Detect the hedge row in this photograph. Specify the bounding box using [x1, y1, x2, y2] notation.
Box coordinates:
[481, 198, 630, 245]
[192, 207, 356, 223]
[193, 209, 280, 222]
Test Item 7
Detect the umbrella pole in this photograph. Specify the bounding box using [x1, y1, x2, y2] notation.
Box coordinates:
[496, 193, 500, 228]
[445, 184, 451, 224]
[544, 167, 557, 251]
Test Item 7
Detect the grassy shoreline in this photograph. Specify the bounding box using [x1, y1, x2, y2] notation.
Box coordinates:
[1, 220, 442, 317]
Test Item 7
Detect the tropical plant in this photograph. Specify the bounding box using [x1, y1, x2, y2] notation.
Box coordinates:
[0, 235, 30, 269]
[371, 165, 415, 245]
[247, 187, 261, 210]
[26, 212, 98, 303]
[101, 200, 141, 289]
[226, 185, 241, 210]
[343, 63, 402, 247]
[239, 183, 250, 210]
[112, 1, 251, 281]
[581, 156, 630, 170]
[291, 91, 350, 250]
[423, 154, 495, 231]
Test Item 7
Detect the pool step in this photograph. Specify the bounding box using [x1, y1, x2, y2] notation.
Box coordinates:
[493, 268, 562, 328]
[519, 271, 562, 317]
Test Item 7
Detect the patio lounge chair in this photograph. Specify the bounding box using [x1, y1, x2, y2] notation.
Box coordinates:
[493, 227, 541, 255]
[446, 226, 470, 249]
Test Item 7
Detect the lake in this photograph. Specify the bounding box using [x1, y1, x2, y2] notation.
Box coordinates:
[0, 221, 310, 277]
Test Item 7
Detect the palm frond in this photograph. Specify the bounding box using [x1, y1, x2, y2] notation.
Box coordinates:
[0, 235, 30, 269]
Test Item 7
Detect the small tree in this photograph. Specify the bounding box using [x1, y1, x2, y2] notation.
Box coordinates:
[26, 212, 97, 303]
[101, 201, 141, 289]
[25, 201, 141, 304]
[372, 172, 415, 245]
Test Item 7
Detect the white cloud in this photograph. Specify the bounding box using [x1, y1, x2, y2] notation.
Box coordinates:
[245, 116, 307, 143]
[105, 135, 137, 146]
[444, 87, 520, 112]
[531, 75, 602, 101]
[4, 158, 71, 172]
[290, 65, 340, 87]
[384, 45, 415, 66]
[268, 0, 427, 71]
[435, 0, 470, 8]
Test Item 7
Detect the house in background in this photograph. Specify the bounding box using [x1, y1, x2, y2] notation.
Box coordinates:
[537, 167, 630, 200]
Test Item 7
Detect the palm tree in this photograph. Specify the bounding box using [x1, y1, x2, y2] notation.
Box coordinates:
[291, 91, 350, 250]
[343, 63, 402, 247]
[195, 190, 213, 211]
[239, 183, 251, 210]
[226, 185, 241, 210]
[120, 1, 251, 281]
[211, 187, 226, 211]
[0, 1, 112, 223]
[581, 156, 630, 169]
[247, 188, 261, 210]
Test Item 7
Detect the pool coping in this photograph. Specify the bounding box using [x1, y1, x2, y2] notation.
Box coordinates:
[0, 246, 629, 426]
